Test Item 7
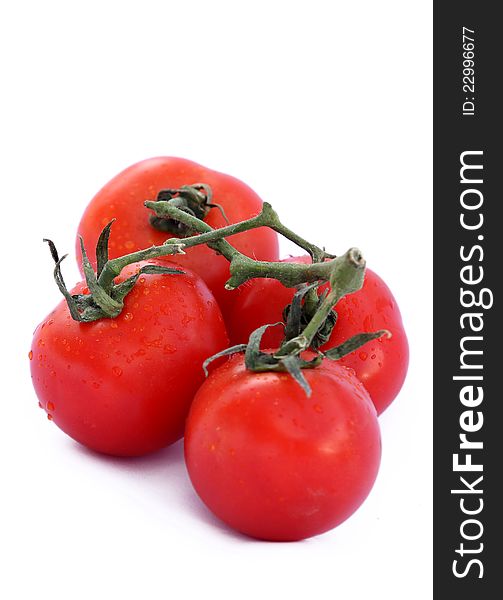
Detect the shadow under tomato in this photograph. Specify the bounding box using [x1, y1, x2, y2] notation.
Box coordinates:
[71, 438, 249, 541]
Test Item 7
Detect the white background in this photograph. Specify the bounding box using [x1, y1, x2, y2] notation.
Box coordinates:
[1, 2, 432, 599]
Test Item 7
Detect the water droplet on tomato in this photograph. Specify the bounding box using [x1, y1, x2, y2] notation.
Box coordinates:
[371, 354, 376, 360]
[47, 319, 54, 326]
[110, 321, 118, 329]
[38, 401, 43, 409]
[112, 366, 123, 377]
[50, 370, 56, 377]
[124, 312, 133, 321]
[92, 382, 100, 389]
[143, 288, 150, 295]
[47, 414, 53, 421]
[359, 351, 368, 361]
[47, 401, 55, 411]
[28, 350, 33, 360]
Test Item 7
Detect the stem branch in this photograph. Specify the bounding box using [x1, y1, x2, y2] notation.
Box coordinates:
[97, 199, 341, 293]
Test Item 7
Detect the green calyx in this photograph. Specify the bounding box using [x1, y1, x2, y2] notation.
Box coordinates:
[282, 283, 337, 350]
[148, 184, 229, 236]
[44, 224, 184, 323]
[203, 320, 390, 397]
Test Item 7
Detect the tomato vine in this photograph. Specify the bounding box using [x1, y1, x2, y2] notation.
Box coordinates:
[47, 183, 389, 394]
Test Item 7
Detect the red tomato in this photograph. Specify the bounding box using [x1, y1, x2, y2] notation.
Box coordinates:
[226, 257, 409, 414]
[76, 157, 279, 316]
[30, 263, 228, 457]
[185, 352, 381, 541]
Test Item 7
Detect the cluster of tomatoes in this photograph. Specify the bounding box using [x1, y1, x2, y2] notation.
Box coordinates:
[30, 157, 408, 542]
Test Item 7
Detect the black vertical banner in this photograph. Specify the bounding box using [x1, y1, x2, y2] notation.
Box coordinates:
[434, 2, 501, 598]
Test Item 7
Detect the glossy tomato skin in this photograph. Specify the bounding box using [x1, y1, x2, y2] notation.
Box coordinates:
[184, 353, 381, 541]
[226, 257, 409, 415]
[30, 263, 228, 457]
[328, 269, 409, 415]
[76, 157, 279, 316]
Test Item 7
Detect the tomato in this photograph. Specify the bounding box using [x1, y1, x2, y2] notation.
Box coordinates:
[30, 263, 228, 457]
[76, 157, 279, 316]
[184, 352, 381, 541]
[225, 256, 409, 414]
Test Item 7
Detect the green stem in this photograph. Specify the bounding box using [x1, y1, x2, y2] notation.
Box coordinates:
[146, 200, 338, 289]
[147, 200, 332, 263]
[99, 200, 338, 294]
[225, 256, 335, 289]
[146, 200, 273, 261]
[267, 212, 335, 262]
[97, 240, 186, 292]
[98, 200, 258, 290]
